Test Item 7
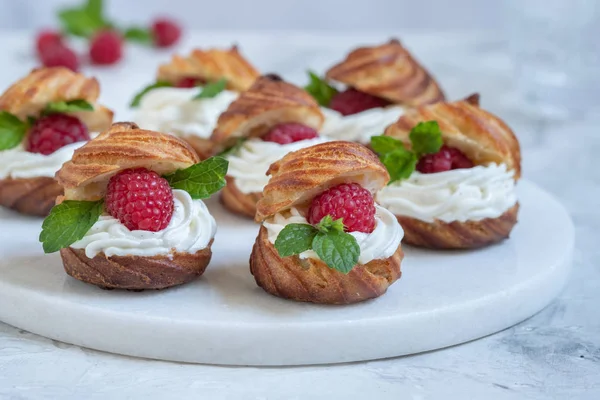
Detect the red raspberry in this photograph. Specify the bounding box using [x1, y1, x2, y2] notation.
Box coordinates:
[329, 88, 391, 116]
[308, 183, 376, 233]
[105, 168, 174, 232]
[39, 43, 79, 71]
[152, 18, 182, 48]
[446, 147, 474, 169]
[263, 123, 319, 145]
[36, 30, 63, 55]
[175, 77, 198, 88]
[89, 30, 123, 65]
[416, 146, 473, 173]
[27, 114, 89, 155]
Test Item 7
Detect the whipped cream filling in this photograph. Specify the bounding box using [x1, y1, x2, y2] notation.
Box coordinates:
[0, 141, 84, 179]
[320, 106, 404, 144]
[71, 189, 216, 258]
[263, 205, 403, 264]
[226, 136, 329, 194]
[376, 163, 517, 223]
[134, 87, 238, 139]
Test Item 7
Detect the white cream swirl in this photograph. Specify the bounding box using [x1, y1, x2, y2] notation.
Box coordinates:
[320, 106, 404, 144]
[134, 87, 238, 139]
[226, 137, 329, 194]
[0, 142, 84, 179]
[71, 189, 216, 258]
[376, 163, 517, 223]
[263, 205, 403, 264]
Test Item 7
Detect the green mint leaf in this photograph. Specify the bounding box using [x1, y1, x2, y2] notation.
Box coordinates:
[217, 137, 247, 157]
[312, 231, 360, 274]
[123, 27, 153, 44]
[130, 81, 173, 107]
[44, 99, 94, 115]
[304, 71, 338, 107]
[409, 121, 443, 158]
[274, 223, 318, 257]
[39, 200, 104, 253]
[193, 79, 228, 100]
[382, 149, 417, 184]
[0, 111, 28, 151]
[85, 0, 103, 18]
[163, 156, 229, 199]
[316, 215, 345, 233]
[58, 0, 109, 38]
[370, 135, 406, 155]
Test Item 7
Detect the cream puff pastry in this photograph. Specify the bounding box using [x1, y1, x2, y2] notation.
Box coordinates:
[132, 45, 260, 159]
[251, 141, 404, 304]
[40, 122, 228, 290]
[0, 67, 113, 216]
[212, 74, 327, 218]
[374, 95, 521, 249]
[307, 39, 445, 145]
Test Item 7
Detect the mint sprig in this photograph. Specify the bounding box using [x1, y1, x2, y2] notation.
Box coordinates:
[0, 111, 29, 151]
[43, 99, 94, 115]
[130, 81, 173, 107]
[123, 27, 153, 44]
[274, 215, 360, 274]
[371, 120, 443, 184]
[59, 0, 111, 38]
[304, 71, 338, 107]
[163, 156, 228, 199]
[40, 200, 104, 253]
[193, 79, 227, 100]
[408, 120, 443, 158]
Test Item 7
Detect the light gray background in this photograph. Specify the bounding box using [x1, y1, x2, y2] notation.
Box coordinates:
[0, 0, 504, 31]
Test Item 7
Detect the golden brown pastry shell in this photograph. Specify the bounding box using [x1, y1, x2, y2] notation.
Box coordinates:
[396, 204, 519, 249]
[57, 122, 200, 201]
[250, 226, 403, 304]
[60, 241, 213, 290]
[211, 75, 324, 147]
[182, 135, 216, 160]
[156, 46, 260, 92]
[0, 176, 61, 216]
[0, 67, 113, 132]
[385, 96, 522, 179]
[325, 39, 445, 106]
[220, 176, 261, 219]
[255, 141, 389, 222]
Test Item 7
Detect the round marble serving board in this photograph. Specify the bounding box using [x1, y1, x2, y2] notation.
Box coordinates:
[0, 180, 573, 366]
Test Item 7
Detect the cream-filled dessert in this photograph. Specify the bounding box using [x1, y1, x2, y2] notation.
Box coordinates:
[130, 45, 260, 158]
[212, 74, 327, 218]
[0, 67, 113, 216]
[304, 39, 445, 145]
[41, 122, 227, 291]
[373, 95, 521, 249]
[251, 141, 404, 305]
[135, 87, 237, 141]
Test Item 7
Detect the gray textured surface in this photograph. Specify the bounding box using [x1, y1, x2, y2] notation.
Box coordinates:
[0, 31, 598, 399]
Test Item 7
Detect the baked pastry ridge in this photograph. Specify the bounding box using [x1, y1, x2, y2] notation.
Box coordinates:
[132, 45, 260, 159]
[0, 67, 113, 216]
[250, 141, 404, 304]
[214, 74, 328, 219]
[372, 96, 521, 249]
[41, 122, 228, 290]
[306, 39, 446, 145]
